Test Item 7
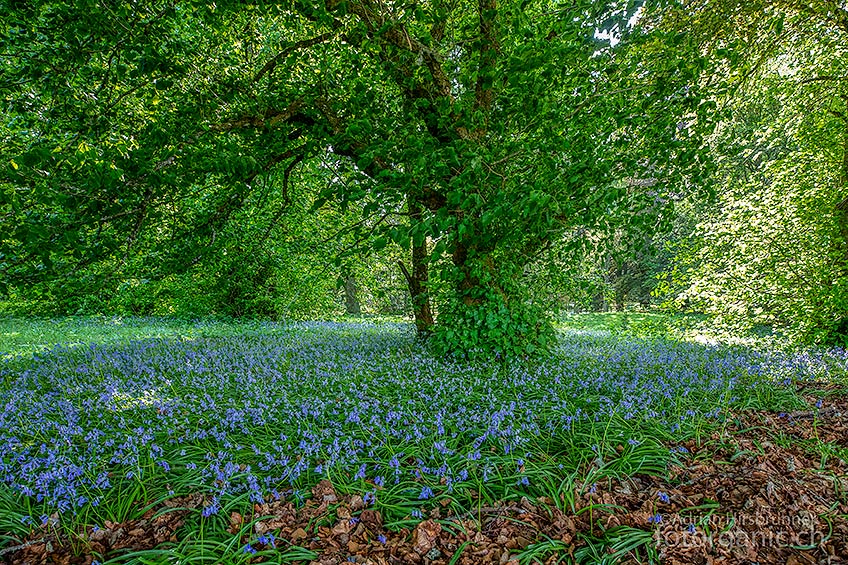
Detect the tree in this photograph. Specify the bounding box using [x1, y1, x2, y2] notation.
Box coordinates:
[0, 0, 705, 355]
[656, 0, 848, 343]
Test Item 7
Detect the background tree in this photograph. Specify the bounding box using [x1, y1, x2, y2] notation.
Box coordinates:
[654, 0, 848, 344]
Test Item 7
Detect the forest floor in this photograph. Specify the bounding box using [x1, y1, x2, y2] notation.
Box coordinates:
[0, 316, 846, 565]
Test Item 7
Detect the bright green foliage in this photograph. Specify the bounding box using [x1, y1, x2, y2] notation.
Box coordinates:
[659, 3, 848, 344]
[431, 287, 555, 359]
[0, 0, 707, 356]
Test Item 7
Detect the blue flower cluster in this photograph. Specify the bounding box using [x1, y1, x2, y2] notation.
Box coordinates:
[0, 322, 841, 514]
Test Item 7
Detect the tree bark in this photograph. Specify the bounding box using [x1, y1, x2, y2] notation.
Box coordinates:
[399, 200, 434, 335]
[452, 240, 479, 307]
[343, 271, 361, 315]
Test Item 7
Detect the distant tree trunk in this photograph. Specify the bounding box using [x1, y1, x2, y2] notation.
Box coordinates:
[591, 292, 606, 312]
[613, 292, 625, 311]
[343, 271, 361, 315]
[835, 115, 848, 273]
[831, 114, 848, 338]
[837, 123, 848, 254]
[607, 256, 625, 311]
[399, 200, 434, 335]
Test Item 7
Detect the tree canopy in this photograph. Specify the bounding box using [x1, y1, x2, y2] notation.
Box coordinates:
[1, 0, 711, 355]
[8, 0, 848, 352]
[654, 0, 848, 343]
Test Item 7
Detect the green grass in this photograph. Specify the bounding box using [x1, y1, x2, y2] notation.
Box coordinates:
[557, 311, 786, 349]
[0, 316, 262, 360]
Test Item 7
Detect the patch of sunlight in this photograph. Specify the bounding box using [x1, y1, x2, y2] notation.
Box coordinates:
[110, 388, 166, 411]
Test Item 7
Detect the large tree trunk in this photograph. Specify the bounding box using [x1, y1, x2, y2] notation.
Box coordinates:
[452, 240, 480, 307]
[451, 235, 509, 306]
[399, 200, 434, 336]
[442, 237, 553, 356]
[343, 270, 361, 316]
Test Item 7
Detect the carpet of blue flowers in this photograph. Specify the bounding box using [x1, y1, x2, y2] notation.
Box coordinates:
[1, 318, 842, 533]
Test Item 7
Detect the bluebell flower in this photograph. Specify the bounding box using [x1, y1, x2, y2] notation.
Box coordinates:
[6, 321, 841, 517]
[257, 533, 276, 547]
[201, 499, 220, 517]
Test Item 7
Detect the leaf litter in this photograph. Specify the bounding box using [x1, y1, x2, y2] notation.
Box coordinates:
[4, 385, 847, 565]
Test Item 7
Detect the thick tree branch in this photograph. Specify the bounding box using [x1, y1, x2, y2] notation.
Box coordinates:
[342, 0, 453, 100]
[253, 33, 337, 84]
[799, 74, 848, 84]
[211, 101, 314, 132]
